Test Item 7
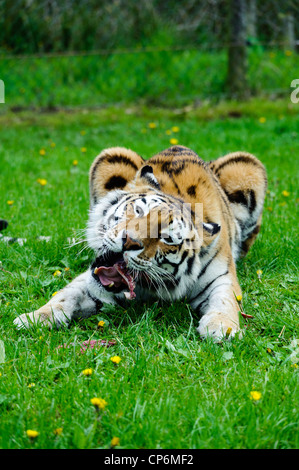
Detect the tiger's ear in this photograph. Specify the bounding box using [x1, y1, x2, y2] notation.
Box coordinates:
[89, 147, 144, 207]
[138, 165, 161, 190]
[203, 222, 221, 236]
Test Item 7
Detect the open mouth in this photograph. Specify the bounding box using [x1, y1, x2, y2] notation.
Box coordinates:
[92, 252, 136, 300]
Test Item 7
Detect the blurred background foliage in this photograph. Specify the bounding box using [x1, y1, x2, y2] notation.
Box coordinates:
[0, 0, 298, 53]
[0, 0, 298, 107]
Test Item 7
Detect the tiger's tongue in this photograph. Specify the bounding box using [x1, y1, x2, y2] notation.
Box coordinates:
[95, 264, 136, 299]
[96, 266, 124, 287]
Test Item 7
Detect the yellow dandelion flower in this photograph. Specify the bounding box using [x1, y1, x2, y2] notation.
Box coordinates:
[165, 130, 172, 135]
[259, 117, 266, 124]
[170, 138, 179, 145]
[80, 130, 86, 135]
[236, 294, 242, 302]
[28, 383, 35, 388]
[82, 368, 93, 376]
[53, 427, 63, 436]
[111, 437, 120, 447]
[26, 429, 39, 438]
[73, 160, 78, 166]
[50, 142, 56, 148]
[98, 320, 105, 327]
[53, 270, 61, 277]
[282, 190, 290, 197]
[291, 363, 298, 369]
[250, 391, 262, 401]
[256, 269, 263, 277]
[81, 147, 87, 153]
[285, 50, 292, 56]
[39, 149, 46, 156]
[148, 122, 157, 129]
[90, 397, 108, 409]
[7, 200, 14, 205]
[171, 126, 180, 132]
[110, 355, 121, 364]
[37, 178, 47, 186]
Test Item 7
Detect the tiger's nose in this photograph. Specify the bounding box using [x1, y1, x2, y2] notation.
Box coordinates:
[122, 232, 143, 251]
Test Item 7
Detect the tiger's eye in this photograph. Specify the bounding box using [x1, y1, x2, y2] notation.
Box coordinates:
[135, 206, 144, 217]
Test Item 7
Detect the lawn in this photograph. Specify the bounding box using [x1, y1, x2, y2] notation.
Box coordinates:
[0, 99, 298, 449]
[1, 48, 298, 108]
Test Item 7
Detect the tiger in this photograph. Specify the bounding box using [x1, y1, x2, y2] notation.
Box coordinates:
[13, 145, 267, 341]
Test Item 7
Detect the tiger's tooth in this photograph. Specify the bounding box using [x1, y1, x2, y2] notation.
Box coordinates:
[94, 267, 100, 275]
[108, 282, 114, 287]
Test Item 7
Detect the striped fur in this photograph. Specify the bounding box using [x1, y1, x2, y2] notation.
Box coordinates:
[14, 145, 267, 342]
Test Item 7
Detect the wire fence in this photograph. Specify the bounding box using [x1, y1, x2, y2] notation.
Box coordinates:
[1, 40, 299, 60]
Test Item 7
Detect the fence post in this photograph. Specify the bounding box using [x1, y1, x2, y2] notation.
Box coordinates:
[227, 0, 249, 98]
[284, 12, 296, 51]
[246, 0, 257, 40]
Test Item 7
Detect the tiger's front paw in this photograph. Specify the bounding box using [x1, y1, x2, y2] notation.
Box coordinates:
[197, 311, 242, 342]
[14, 306, 69, 330]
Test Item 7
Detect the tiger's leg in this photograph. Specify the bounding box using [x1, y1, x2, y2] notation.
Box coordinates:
[13, 270, 116, 329]
[193, 255, 242, 342]
[209, 152, 267, 258]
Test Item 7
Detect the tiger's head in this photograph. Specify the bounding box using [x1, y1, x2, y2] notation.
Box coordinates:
[87, 164, 220, 301]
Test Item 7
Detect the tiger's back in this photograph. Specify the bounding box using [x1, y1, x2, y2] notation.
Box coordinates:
[14, 144, 267, 342]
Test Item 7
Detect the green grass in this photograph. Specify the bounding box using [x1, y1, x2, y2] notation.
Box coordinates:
[0, 99, 298, 449]
[1, 48, 298, 109]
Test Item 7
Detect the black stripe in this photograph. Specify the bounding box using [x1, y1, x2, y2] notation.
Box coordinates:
[86, 290, 103, 311]
[248, 189, 256, 213]
[211, 174, 233, 245]
[144, 175, 160, 190]
[198, 271, 229, 299]
[186, 254, 195, 275]
[106, 155, 139, 170]
[215, 155, 259, 177]
[109, 195, 124, 206]
[187, 185, 197, 197]
[225, 190, 248, 206]
[172, 250, 188, 275]
[190, 270, 229, 302]
[195, 282, 231, 312]
[198, 247, 221, 278]
[196, 297, 210, 313]
[105, 175, 128, 191]
[90, 158, 103, 187]
[199, 243, 213, 258]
